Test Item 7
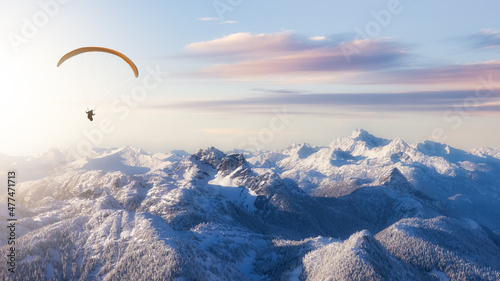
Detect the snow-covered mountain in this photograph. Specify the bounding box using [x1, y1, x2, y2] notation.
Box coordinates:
[249, 129, 500, 233]
[1, 130, 499, 280]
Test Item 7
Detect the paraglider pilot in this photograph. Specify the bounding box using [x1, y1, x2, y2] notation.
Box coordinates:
[86, 109, 95, 121]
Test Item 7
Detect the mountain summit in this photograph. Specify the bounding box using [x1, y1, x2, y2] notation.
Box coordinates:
[350, 129, 389, 148]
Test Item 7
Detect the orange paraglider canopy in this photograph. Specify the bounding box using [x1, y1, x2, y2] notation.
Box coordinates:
[57, 47, 139, 77]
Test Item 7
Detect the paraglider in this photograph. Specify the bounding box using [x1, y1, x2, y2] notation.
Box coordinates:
[57, 47, 139, 77]
[86, 109, 95, 121]
[57, 47, 139, 121]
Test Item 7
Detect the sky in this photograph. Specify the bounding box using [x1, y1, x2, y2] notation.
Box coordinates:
[1, 0, 500, 157]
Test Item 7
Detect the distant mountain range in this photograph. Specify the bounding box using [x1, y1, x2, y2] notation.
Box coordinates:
[1, 130, 499, 280]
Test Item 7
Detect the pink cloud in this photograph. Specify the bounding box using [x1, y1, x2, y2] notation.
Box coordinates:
[150, 89, 500, 116]
[186, 31, 308, 58]
[184, 31, 500, 88]
[362, 60, 500, 88]
[186, 32, 408, 78]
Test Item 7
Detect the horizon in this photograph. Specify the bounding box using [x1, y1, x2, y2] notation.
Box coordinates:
[2, 1, 500, 156]
[1, 128, 497, 159]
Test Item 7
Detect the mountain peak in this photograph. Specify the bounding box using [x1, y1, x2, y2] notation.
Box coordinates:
[350, 129, 389, 148]
[283, 143, 318, 159]
[380, 167, 412, 191]
[217, 153, 250, 177]
[351, 129, 370, 138]
[113, 145, 149, 156]
[193, 147, 226, 168]
[416, 140, 449, 156]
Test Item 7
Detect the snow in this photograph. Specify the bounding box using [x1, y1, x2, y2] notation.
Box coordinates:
[236, 250, 259, 280]
[1, 130, 500, 280]
[247, 129, 500, 232]
[205, 164, 259, 211]
[429, 268, 450, 281]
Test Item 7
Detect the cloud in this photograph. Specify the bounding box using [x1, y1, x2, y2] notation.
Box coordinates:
[359, 60, 500, 87]
[185, 31, 409, 78]
[465, 29, 500, 50]
[310, 36, 327, 41]
[198, 17, 220, 21]
[186, 32, 315, 57]
[183, 31, 500, 87]
[197, 17, 238, 24]
[157, 88, 500, 115]
[186, 32, 353, 56]
[252, 88, 306, 94]
[220, 20, 238, 24]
